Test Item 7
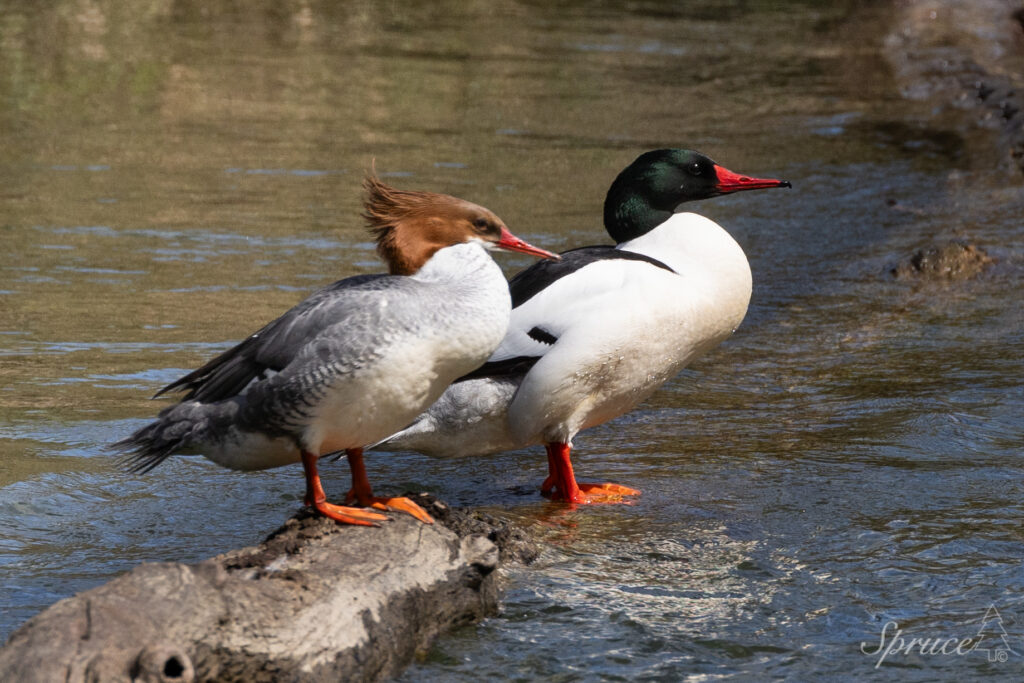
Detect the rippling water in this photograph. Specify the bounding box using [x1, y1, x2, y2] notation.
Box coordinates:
[2, 1, 1023, 680]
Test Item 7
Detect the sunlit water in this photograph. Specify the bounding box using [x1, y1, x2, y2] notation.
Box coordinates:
[2, 1, 1023, 680]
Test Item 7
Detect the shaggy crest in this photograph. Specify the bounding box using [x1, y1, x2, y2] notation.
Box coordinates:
[362, 170, 502, 275]
[362, 173, 454, 274]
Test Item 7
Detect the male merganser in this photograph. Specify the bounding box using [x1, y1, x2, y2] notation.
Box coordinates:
[377, 149, 790, 504]
[112, 174, 558, 525]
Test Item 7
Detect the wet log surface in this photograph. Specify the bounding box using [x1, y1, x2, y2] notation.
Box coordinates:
[0, 495, 537, 683]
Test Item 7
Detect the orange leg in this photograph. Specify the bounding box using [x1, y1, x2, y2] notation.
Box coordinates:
[343, 448, 434, 524]
[541, 442, 640, 504]
[301, 450, 388, 526]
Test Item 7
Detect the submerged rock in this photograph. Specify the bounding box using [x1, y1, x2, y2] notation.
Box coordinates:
[890, 240, 994, 280]
[0, 499, 530, 683]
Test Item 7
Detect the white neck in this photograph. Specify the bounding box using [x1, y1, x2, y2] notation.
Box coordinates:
[412, 241, 500, 284]
[617, 211, 753, 324]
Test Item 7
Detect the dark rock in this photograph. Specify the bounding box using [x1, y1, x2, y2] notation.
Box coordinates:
[890, 240, 994, 280]
[0, 499, 515, 683]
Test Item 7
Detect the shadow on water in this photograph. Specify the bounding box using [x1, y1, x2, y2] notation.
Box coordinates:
[2, 0, 1023, 679]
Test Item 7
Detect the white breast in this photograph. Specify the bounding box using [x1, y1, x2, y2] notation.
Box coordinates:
[202, 242, 514, 469]
[508, 212, 752, 445]
[314, 243, 512, 452]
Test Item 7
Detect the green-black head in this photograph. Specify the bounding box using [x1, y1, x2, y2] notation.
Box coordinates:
[603, 149, 791, 243]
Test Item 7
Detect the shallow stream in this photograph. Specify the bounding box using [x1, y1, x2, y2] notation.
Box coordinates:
[2, 1, 1023, 680]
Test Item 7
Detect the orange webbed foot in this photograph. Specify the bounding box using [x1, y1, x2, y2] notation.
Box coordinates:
[343, 448, 434, 524]
[578, 482, 641, 499]
[301, 449, 390, 526]
[345, 490, 435, 524]
[306, 496, 390, 526]
[542, 442, 640, 505]
[544, 482, 640, 505]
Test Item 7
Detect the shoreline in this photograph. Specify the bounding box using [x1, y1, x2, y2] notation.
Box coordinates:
[883, 0, 1024, 175]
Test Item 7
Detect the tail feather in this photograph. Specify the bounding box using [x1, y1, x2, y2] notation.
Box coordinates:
[109, 423, 185, 474]
[108, 401, 218, 473]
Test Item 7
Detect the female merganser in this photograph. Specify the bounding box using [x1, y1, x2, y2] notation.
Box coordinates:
[112, 174, 558, 525]
[377, 149, 790, 504]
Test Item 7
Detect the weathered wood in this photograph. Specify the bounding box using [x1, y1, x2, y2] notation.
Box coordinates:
[0, 496, 534, 683]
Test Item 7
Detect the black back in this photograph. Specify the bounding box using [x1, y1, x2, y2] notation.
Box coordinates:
[453, 246, 675, 384]
[508, 245, 674, 308]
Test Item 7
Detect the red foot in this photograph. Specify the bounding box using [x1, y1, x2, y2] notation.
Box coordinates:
[306, 497, 390, 525]
[301, 450, 388, 526]
[344, 449, 434, 525]
[541, 442, 640, 505]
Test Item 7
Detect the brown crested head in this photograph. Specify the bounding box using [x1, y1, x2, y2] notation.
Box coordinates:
[362, 172, 558, 275]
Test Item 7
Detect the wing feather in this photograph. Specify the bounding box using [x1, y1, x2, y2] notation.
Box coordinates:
[156, 274, 405, 403]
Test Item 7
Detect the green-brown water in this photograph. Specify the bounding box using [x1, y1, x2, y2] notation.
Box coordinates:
[2, 1, 1023, 680]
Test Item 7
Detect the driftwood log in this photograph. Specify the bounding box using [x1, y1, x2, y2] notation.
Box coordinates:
[0, 495, 536, 683]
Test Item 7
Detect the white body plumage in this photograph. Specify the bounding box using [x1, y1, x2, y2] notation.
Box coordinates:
[379, 212, 752, 457]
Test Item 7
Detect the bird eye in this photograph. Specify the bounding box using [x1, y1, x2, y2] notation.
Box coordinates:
[472, 218, 490, 231]
[688, 162, 703, 176]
